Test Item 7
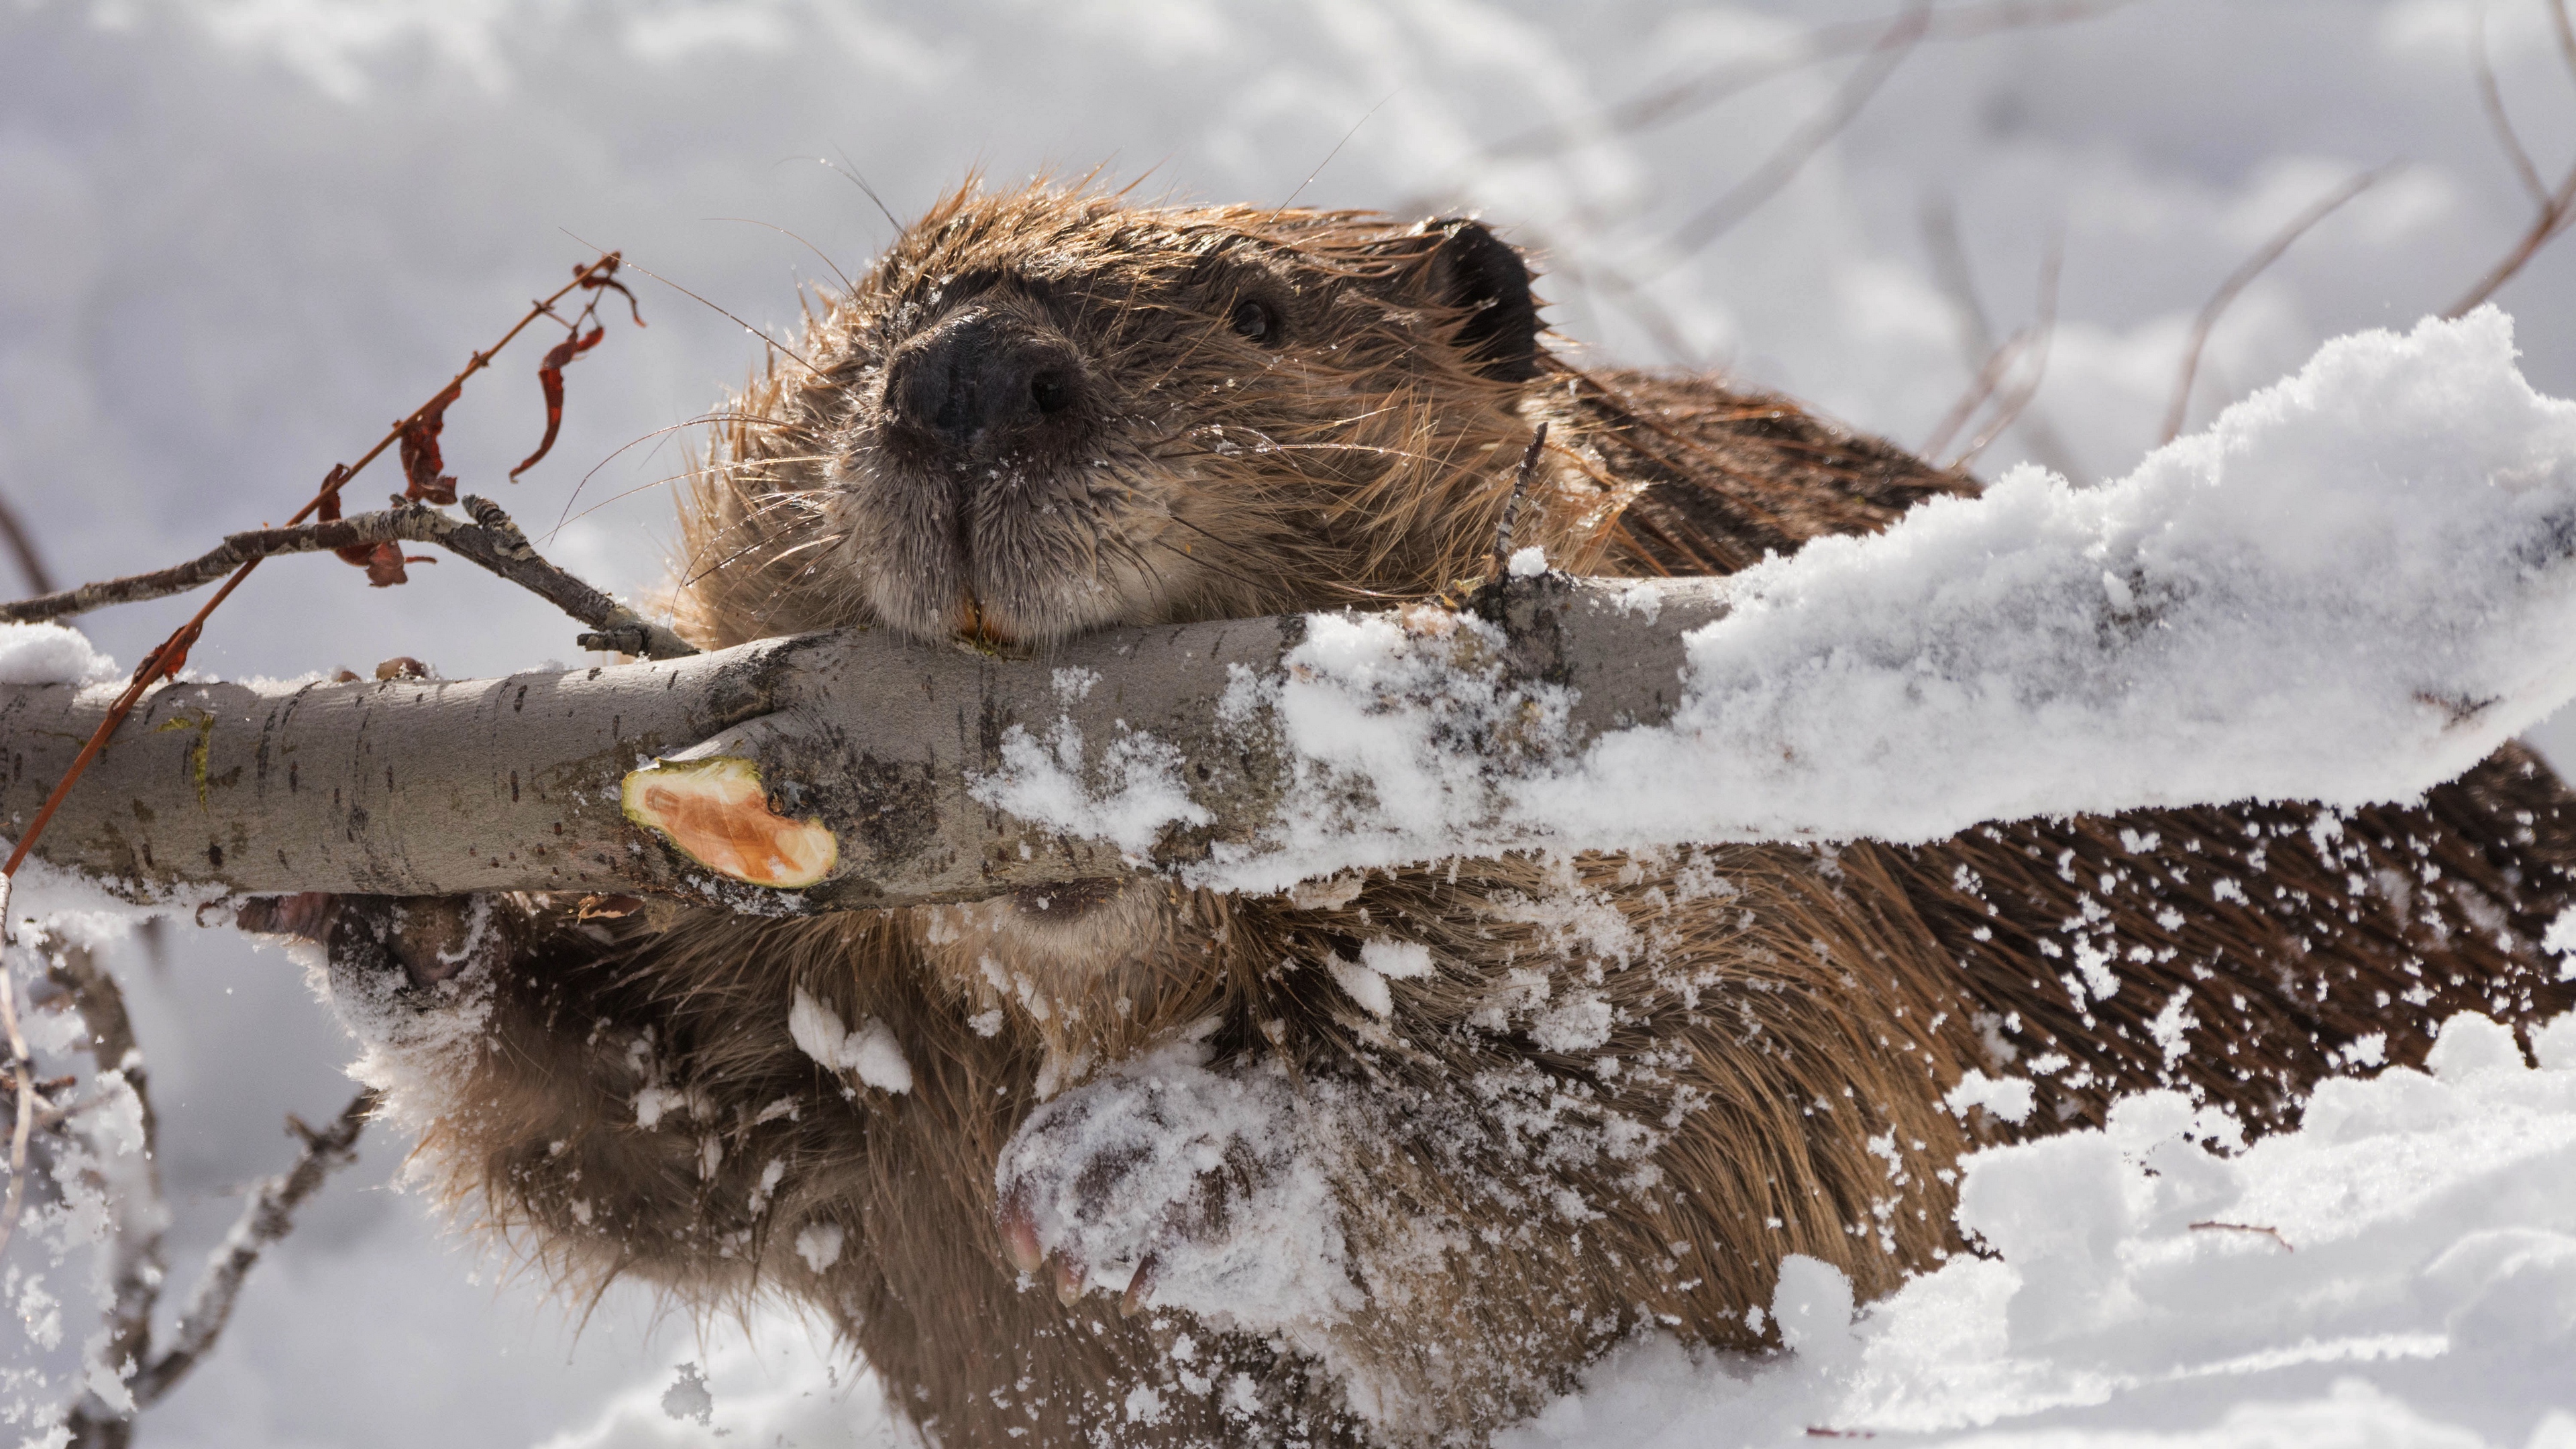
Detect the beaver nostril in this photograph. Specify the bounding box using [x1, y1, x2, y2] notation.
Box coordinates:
[1030, 369, 1073, 417]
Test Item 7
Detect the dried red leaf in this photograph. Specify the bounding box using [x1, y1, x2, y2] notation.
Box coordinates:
[509, 324, 604, 480]
[361, 541, 409, 587]
[580, 256, 645, 327]
[313, 464, 378, 568]
[399, 383, 462, 505]
[139, 622, 201, 684]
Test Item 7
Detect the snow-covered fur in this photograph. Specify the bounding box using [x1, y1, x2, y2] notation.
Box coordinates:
[294, 182, 2576, 1448]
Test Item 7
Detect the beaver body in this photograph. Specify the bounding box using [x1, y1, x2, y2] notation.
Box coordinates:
[292, 184, 2576, 1447]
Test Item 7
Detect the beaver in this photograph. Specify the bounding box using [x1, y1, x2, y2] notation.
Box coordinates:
[251, 181, 2576, 1447]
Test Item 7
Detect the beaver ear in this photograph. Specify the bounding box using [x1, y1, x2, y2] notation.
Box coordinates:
[1415, 219, 1542, 383]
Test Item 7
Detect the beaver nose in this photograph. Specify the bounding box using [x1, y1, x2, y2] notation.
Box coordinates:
[889, 311, 1082, 460]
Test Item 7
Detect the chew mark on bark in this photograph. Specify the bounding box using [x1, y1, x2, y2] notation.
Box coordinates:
[619, 756, 837, 888]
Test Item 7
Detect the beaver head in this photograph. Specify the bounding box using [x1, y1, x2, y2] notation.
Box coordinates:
[674, 181, 1614, 653]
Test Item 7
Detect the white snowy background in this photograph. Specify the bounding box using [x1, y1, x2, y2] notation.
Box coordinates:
[5, 0, 2576, 1445]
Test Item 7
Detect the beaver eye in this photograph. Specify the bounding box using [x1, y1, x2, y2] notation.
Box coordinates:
[1229, 299, 1282, 346]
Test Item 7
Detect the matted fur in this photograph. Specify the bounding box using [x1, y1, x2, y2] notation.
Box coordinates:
[309, 182, 2576, 1448]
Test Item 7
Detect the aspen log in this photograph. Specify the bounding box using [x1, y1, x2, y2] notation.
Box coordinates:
[0, 576, 1727, 912]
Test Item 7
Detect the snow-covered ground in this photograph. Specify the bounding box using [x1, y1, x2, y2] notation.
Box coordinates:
[1503, 1012, 2576, 1449]
[5, 1, 2576, 1445]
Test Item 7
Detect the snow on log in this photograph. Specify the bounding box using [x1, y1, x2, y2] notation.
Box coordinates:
[4, 311, 2576, 912]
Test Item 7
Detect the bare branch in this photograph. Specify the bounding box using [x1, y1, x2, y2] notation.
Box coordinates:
[3, 525, 2568, 919]
[2163, 166, 2387, 445]
[1950, 235, 2063, 468]
[1490, 0, 2133, 158]
[2445, 165, 2576, 319]
[2473, 3, 2549, 206]
[1656, 0, 1935, 266]
[0, 498, 698, 661]
[127, 1088, 378, 1407]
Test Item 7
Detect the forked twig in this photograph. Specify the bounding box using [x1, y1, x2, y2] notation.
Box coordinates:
[0, 499, 698, 660]
[2161, 166, 2387, 445]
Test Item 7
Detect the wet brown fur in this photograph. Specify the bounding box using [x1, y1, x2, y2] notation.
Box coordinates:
[329, 182, 2576, 1448]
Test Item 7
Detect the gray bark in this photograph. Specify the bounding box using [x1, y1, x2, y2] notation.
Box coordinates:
[0, 576, 1727, 912]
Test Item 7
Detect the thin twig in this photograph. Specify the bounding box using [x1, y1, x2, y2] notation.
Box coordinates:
[0, 492, 56, 596]
[2189, 1219, 2294, 1252]
[1922, 328, 2032, 464]
[1652, 0, 1935, 267]
[0, 500, 698, 660]
[2447, 0, 2576, 317]
[2472, 3, 2549, 205]
[2162, 166, 2387, 445]
[127, 1087, 379, 1406]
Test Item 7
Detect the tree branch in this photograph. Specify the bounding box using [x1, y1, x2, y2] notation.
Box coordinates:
[4, 480, 2573, 918]
[0, 498, 697, 661]
[0, 578, 1735, 911]
[126, 1087, 376, 1409]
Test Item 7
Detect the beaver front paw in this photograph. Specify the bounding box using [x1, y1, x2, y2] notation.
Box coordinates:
[240, 893, 512, 1027]
[994, 1044, 1362, 1328]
